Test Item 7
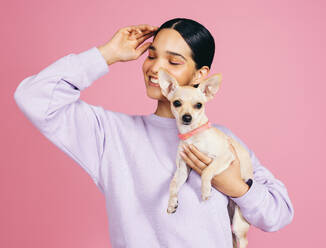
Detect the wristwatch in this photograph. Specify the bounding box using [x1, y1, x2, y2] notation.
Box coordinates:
[246, 178, 253, 188]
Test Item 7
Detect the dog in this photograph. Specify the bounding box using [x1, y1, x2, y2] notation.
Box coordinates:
[157, 68, 254, 248]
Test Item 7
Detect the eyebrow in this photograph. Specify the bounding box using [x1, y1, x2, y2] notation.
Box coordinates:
[148, 45, 187, 61]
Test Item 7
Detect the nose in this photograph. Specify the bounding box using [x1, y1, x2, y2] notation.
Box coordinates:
[149, 60, 164, 75]
[182, 114, 192, 123]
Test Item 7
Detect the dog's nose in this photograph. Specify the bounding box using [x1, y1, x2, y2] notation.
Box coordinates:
[182, 114, 192, 123]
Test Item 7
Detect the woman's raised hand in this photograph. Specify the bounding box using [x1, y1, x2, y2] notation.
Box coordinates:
[97, 24, 159, 65]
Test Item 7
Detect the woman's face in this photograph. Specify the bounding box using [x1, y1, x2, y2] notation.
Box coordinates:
[142, 28, 199, 101]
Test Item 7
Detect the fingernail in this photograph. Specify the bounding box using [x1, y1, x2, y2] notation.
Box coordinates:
[180, 151, 186, 156]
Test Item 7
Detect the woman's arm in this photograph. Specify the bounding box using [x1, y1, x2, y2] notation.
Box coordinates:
[181, 124, 294, 232]
[218, 125, 295, 232]
[14, 47, 111, 193]
[14, 25, 158, 194]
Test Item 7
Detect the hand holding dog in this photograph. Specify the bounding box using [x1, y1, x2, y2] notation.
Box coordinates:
[180, 141, 250, 198]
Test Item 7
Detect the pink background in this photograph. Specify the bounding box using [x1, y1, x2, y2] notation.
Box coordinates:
[2, 0, 324, 247]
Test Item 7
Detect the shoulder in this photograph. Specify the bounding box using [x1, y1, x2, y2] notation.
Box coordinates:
[88, 106, 144, 132]
[211, 123, 251, 153]
[99, 107, 142, 123]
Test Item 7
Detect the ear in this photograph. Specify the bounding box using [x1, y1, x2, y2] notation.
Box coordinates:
[198, 73, 222, 101]
[158, 68, 179, 101]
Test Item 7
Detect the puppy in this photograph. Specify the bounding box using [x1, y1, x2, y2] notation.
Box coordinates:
[157, 68, 253, 248]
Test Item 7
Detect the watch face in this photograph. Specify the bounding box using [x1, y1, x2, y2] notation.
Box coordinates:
[246, 179, 253, 187]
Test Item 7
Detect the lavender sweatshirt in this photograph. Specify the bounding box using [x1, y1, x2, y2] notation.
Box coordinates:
[14, 46, 294, 248]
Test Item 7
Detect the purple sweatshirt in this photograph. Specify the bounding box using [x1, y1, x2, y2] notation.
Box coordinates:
[13, 46, 294, 248]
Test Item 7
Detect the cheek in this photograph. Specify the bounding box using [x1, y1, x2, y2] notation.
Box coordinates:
[172, 69, 194, 85]
[142, 60, 151, 73]
[193, 109, 202, 118]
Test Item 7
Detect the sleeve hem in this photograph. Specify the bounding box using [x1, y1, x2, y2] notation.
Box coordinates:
[75, 46, 110, 90]
[230, 179, 267, 211]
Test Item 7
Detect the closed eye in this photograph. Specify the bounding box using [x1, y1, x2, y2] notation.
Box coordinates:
[148, 56, 180, 65]
[170, 62, 180, 65]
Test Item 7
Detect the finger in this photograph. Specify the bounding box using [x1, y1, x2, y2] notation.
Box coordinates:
[126, 24, 158, 34]
[227, 139, 236, 154]
[183, 145, 208, 170]
[228, 139, 236, 152]
[136, 24, 159, 31]
[128, 28, 156, 45]
[134, 29, 155, 40]
[231, 158, 240, 166]
[180, 152, 202, 175]
[188, 144, 213, 165]
[229, 143, 239, 160]
[227, 141, 240, 166]
[229, 142, 236, 153]
[135, 42, 152, 57]
[136, 31, 156, 44]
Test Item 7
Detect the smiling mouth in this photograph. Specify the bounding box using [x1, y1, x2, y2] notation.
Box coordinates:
[148, 77, 160, 87]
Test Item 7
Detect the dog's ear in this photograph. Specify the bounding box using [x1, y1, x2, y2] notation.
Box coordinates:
[158, 68, 179, 100]
[198, 73, 222, 101]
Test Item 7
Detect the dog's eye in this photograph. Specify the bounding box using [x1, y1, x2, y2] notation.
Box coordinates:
[193, 84, 199, 88]
[195, 102, 202, 109]
[173, 100, 182, 107]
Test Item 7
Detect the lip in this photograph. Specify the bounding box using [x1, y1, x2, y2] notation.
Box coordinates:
[148, 76, 160, 87]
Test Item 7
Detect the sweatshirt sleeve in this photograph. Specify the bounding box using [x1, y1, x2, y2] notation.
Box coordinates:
[13, 46, 110, 194]
[214, 124, 294, 232]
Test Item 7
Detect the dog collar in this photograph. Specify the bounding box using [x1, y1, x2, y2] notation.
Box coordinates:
[178, 121, 212, 140]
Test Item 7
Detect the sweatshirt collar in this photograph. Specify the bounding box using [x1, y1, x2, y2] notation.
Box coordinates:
[144, 113, 178, 129]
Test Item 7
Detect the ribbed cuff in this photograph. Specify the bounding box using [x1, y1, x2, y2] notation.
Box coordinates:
[230, 179, 268, 212]
[74, 46, 109, 90]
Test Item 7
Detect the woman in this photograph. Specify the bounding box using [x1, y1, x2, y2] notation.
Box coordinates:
[14, 18, 294, 248]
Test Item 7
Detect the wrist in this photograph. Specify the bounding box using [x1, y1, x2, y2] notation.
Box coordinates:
[232, 181, 250, 198]
[97, 43, 118, 66]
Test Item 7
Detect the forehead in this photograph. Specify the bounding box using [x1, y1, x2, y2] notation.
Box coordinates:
[152, 29, 192, 57]
[173, 87, 205, 102]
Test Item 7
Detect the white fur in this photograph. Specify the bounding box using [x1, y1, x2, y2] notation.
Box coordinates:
[158, 68, 254, 248]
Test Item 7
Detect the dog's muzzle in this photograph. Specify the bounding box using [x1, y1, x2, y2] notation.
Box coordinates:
[182, 114, 192, 125]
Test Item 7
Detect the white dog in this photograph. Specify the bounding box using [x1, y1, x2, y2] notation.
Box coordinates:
[157, 68, 254, 248]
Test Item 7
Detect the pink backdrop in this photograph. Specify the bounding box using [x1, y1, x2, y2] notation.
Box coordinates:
[2, 0, 324, 247]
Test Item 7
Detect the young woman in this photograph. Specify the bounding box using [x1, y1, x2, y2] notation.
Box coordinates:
[14, 18, 294, 248]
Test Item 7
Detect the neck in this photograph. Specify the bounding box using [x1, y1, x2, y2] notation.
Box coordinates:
[154, 100, 174, 118]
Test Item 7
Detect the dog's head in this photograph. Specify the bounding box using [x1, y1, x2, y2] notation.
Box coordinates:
[158, 68, 222, 126]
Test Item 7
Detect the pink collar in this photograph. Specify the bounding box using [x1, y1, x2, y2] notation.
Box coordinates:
[178, 121, 212, 140]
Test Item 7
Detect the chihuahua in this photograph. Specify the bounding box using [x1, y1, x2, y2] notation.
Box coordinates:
[157, 68, 254, 248]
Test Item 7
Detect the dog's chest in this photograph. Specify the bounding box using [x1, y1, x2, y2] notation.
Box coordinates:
[182, 129, 225, 158]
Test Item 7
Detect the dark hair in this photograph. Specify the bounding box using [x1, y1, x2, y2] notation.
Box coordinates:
[153, 18, 215, 70]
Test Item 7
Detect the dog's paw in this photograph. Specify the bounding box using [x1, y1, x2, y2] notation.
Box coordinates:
[167, 207, 177, 214]
[202, 193, 211, 201]
[167, 200, 178, 214]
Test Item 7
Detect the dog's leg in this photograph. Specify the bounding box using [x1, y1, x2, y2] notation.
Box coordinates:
[232, 205, 250, 248]
[167, 153, 191, 214]
[227, 199, 238, 248]
[201, 154, 234, 201]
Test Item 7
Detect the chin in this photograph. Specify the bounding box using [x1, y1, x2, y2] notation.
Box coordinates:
[146, 86, 165, 100]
